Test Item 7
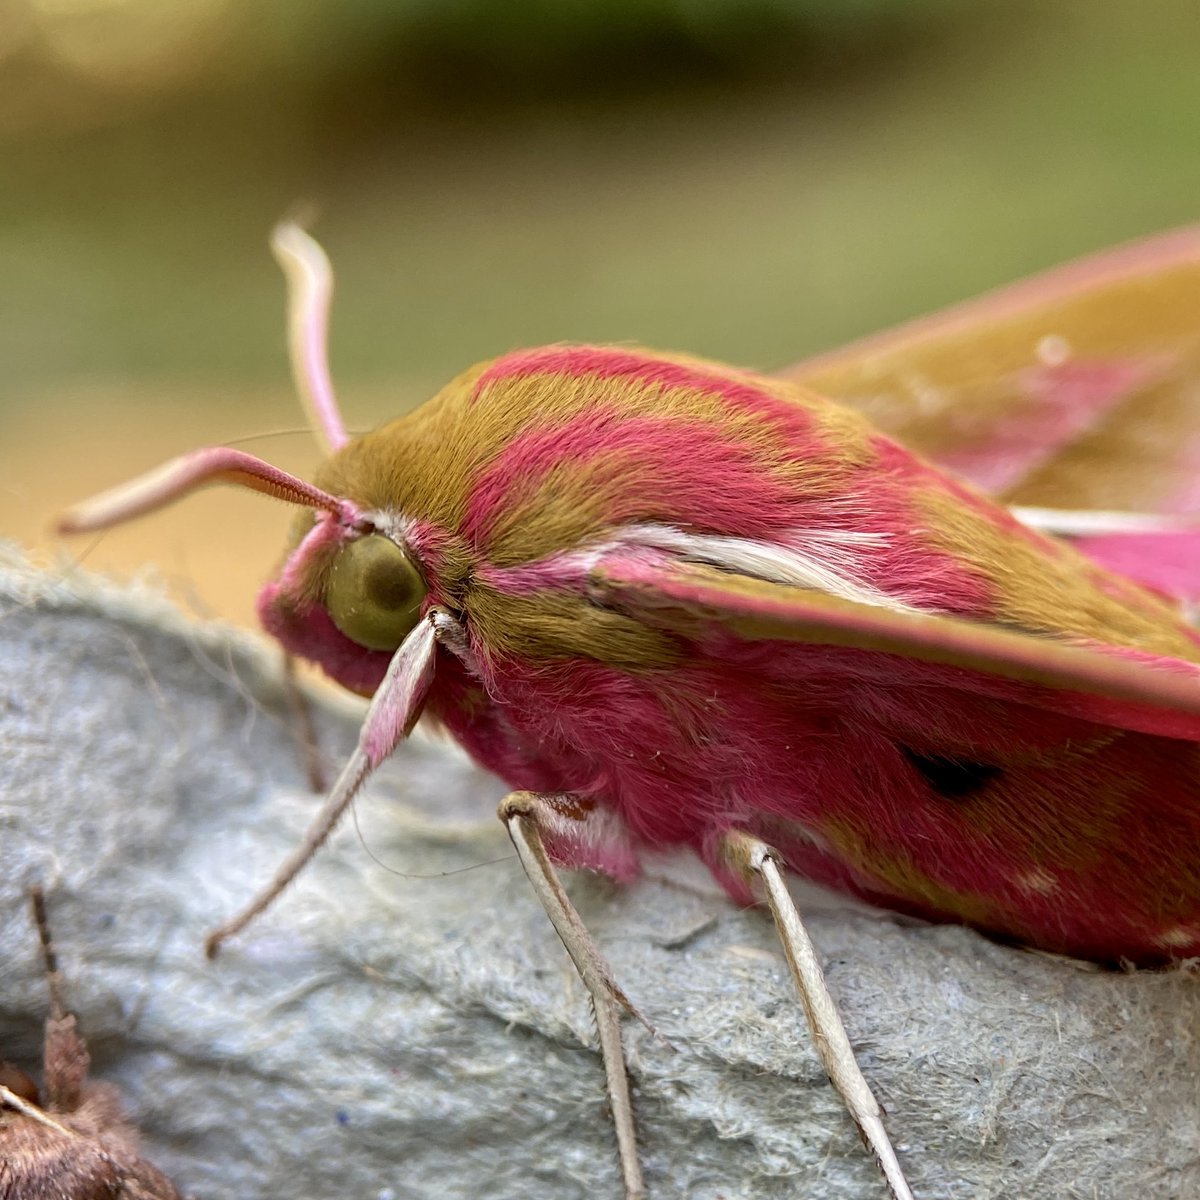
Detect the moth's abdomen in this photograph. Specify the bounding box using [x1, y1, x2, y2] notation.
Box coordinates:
[790, 720, 1200, 965]
[438, 638, 1200, 966]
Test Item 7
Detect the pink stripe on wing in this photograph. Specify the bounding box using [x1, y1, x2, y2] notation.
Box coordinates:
[937, 359, 1163, 494]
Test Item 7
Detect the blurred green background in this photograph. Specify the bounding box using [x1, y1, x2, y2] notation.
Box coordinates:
[3, 0, 1199, 624]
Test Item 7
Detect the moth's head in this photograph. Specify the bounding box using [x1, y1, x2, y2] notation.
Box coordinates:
[53, 440, 436, 693]
[256, 504, 447, 695]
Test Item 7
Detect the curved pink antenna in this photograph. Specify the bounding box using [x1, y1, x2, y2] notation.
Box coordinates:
[271, 222, 351, 455]
[56, 446, 358, 534]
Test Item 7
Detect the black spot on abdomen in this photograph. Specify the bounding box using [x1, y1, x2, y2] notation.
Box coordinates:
[900, 746, 1002, 800]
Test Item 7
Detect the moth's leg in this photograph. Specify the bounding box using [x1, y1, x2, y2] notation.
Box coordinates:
[205, 616, 438, 958]
[499, 791, 649, 1200]
[29, 887, 88, 1113]
[720, 831, 914, 1200]
[281, 649, 327, 793]
[0, 1084, 77, 1137]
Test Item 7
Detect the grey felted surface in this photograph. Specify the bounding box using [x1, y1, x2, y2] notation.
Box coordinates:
[1, 545, 1198, 1199]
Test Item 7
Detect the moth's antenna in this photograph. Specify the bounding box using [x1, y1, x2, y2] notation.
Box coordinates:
[271, 222, 351, 456]
[29, 887, 67, 1023]
[56, 446, 362, 535]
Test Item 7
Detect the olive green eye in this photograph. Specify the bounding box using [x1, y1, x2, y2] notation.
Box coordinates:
[325, 534, 426, 651]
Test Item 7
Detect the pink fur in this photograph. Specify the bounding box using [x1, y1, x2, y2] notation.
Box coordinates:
[433, 633, 1200, 964]
[592, 547, 1200, 738]
[478, 344, 874, 473]
[470, 350, 995, 616]
[464, 410, 831, 548]
[258, 587, 391, 697]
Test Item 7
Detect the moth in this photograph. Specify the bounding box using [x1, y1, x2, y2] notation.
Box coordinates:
[59, 223, 1200, 1200]
[0, 887, 183, 1199]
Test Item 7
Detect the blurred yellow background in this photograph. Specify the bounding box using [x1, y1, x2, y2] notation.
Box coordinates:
[3, 0, 1199, 627]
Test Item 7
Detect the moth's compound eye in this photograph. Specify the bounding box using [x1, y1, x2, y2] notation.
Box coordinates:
[325, 533, 427, 651]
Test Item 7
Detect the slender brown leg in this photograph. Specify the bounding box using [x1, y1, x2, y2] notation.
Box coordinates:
[30, 887, 89, 1114]
[499, 792, 647, 1200]
[0, 890, 83, 1137]
[721, 831, 915, 1200]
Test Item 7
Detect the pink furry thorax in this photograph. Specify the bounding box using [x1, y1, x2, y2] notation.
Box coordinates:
[263, 343, 1200, 966]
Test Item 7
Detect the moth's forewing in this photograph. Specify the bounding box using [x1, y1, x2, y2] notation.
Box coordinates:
[590, 555, 1200, 739]
[782, 225, 1200, 512]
